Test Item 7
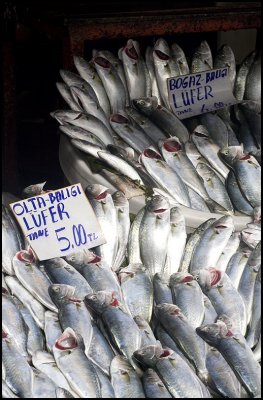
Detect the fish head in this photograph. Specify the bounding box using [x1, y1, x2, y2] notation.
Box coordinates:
[2, 287, 9, 296]
[110, 113, 130, 126]
[162, 137, 182, 154]
[133, 343, 165, 367]
[194, 268, 223, 291]
[241, 228, 260, 249]
[85, 183, 109, 204]
[133, 97, 159, 114]
[169, 207, 185, 225]
[22, 182, 46, 198]
[110, 355, 134, 377]
[219, 145, 244, 167]
[122, 39, 140, 65]
[192, 125, 210, 140]
[118, 263, 146, 283]
[217, 314, 235, 332]
[48, 284, 76, 306]
[93, 56, 112, 73]
[153, 273, 169, 285]
[54, 327, 79, 352]
[15, 249, 36, 265]
[65, 250, 101, 266]
[133, 315, 149, 330]
[196, 322, 226, 345]
[153, 39, 170, 64]
[112, 191, 129, 209]
[253, 206, 261, 224]
[85, 290, 120, 314]
[213, 215, 234, 234]
[155, 303, 186, 320]
[170, 272, 194, 286]
[73, 56, 95, 77]
[146, 195, 170, 219]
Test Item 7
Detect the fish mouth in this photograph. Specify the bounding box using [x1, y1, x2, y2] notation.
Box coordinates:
[68, 297, 82, 303]
[110, 294, 120, 307]
[194, 131, 208, 138]
[16, 249, 35, 264]
[160, 349, 172, 358]
[125, 44, 138, 60]
[2, 330, 8, 339]
[95, 190, 108, 201]
[143, 148, 162, 160]
[153, 208, 168, 214]
[209, 268, 222, 286]
[89, 254, 102, 264]
[110, 114, 129, 124]
[2, 287, 8, 295]
[180, 275, 194, 283]
[94, 56, 111, 69]
[55, 328, 78, 350]
[163, 140, 182, 152]
[154, 49, 170, 61]
[215, 224, 228, 229]
[240, 154, 251, 160]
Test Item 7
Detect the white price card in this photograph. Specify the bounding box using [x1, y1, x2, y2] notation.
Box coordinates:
[168, 67, 238, 119]
[9, 183, 106, 261]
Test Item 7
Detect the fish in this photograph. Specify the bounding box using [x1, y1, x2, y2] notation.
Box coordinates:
[44, 310, 63, 354]
[244, 51, 261, 103]
[206, 347, 243, 398]
[238, 241, 261, 324]
[241, 226, 261, 249]
[127, 207, 145, 264]
[73, 56, 111, 116]
[2, 288, 29, 357]
[194, 268, 247, 335]
[191, 125, 230, 179]
[189, 215, 234, 273]
[164, 207, 187, 276]
[134, 97, 190, 144]
[53, 328, 101, 398]
[85, 290, 142, 373]
[139, 195, 170, 276]
[50, 109, 114, 146]
[59, 69, 99, 105]
[155, 304, 209, 383]
[215, 232, 240, 272]
[110, 356, 146, 398]
[43, 257, 93, 300]
[141, 148, 190, 207]
[134, 343, 211, 397]
[234, 51, 256, 100]
[133, 315, 157, 347]
[188, 187, 211, 212]
[110, 113, 154, 154]
[56, 82, 81, 111]
[2, 205, 23, 275]
[240, 100, 261, 149]
[246, 267, 261, 349]
[92, 364, 116, 398]
[59, 123, 105, 147]
[93, 55, 127, 113]
[142, 368, 172, 398]
[2, 331, 34, 398]
[13, 250, 57, 312]
[196, 320, 261, 397]
[119, 263, 153, 322]
[191, 40, 213, 73]
[214, 44, 236, 89]
[70, 138, 104, 158]
[5, 276, 46, 329]
[226, 170, 254, 216]
[171, 43, 190, 75]
[145, 47, 162, 104]
[152, 38, 180, 109]
[48, 284, 93, 354]
[112, 191, 130, 271]
[169, 272, 205, 328]
[225, 250, 251, 289]
[232, 154, 261, 208]
[199, 112, 238, 148]
[153, 273, 173, 305]
[85, 184, 118, 268]
[196, 162, 234, 214]
[179, 218, 216, 273]
[202, 295, 218, 325]
[2, 379, 19, 398]
[101, 169, 145, 199]
[120, 39, 149, 101]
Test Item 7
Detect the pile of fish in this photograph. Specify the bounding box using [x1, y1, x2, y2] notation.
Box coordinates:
[51, 38, 261, 215]
[2, 183, 261, 398]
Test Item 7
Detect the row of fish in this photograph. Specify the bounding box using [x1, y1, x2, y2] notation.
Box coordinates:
[51, 39, 261, 215]
[2, 183, 261, 398]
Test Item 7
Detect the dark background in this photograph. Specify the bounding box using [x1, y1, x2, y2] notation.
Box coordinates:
[2, 1, 260, 196]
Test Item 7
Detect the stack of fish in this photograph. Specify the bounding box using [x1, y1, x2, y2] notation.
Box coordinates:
[2, 184, 261, 398]
[51, 38, 261, 216]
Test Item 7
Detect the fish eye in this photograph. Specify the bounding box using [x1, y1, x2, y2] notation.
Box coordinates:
[54, 287, 60, 292]
[90, 294, 97, 300]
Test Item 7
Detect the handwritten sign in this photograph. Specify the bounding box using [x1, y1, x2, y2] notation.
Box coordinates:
[9, 183, 106, 261]
[168, 67, 238, 119]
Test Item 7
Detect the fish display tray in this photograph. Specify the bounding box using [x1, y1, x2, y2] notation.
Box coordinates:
[59, 134, 252, 233]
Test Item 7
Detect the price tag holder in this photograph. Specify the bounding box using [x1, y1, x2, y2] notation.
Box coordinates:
[9, 183, 106, 261]
[168, 67, 238, 119]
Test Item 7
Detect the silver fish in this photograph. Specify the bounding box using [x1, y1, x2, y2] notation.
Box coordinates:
[164, 207, 187, 276]
[226, 170, 254, 216]
[246, 267, 261, 349]
[145, 46, 162, 104]
[112, 191, 130, 271]
[56, 82, 81, 111]
[73, 56, 111, 116]
[133, 315, 157, 347]
[139, 195, 170, 276]
[191, 40, 213, 72]
[127, 207, 145, 264]
[244, 51, 261, 103]
[170, 272, 205, 328]
[134, 97, 190, 144]
[119, 263, 153, 322]
[44, 310, 62, 354]
[225, 250, 251, 289]
[59, 69, 98, 105]
[93, 55, 127, 113]
[110, 356, 145, 398]
[2, 205, 23, 275]
[171, 43, 189, 75]
[189, 215, 234, 273]
[59, 123, 105, 147]
[196, 320, 261, 397]
[70, 138, 104, 158]
[142, 368, 172, 398]
[214, 45, 236, 89]
[234, 51, 256, 101]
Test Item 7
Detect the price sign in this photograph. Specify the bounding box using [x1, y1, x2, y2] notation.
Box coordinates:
[168, 67, 238, 119]
[9, 183, 106, 261]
